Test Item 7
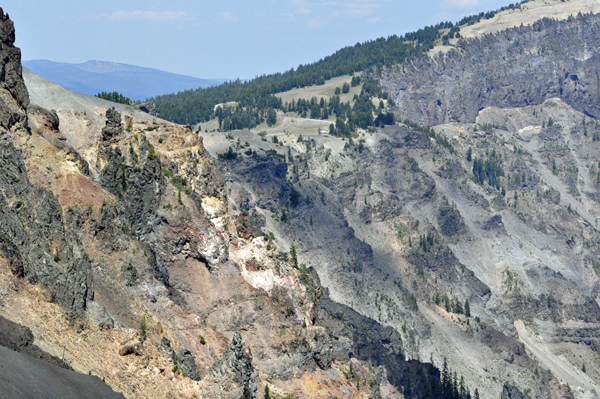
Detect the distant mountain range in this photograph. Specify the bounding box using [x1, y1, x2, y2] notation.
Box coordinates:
[22, 60, 225, 101]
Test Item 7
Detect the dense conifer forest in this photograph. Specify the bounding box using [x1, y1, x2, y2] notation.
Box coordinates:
[148, 1, 530, 133]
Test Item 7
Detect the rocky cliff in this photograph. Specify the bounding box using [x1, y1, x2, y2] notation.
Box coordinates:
[380, 13, 600, 126]
[0, 8, 413, 399]
[6, 3, 600, 399]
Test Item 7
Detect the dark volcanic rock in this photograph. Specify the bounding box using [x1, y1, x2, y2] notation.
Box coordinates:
[0, 11, 92, 314]
[501, 382, 528, 399]
[483, 214, 506, 233]
[0, 315, 72, 370]
[438, 204, 467, 238]
[381, 14, 600, 125]
[0, 122, 92, 315]
[101, 107, 123, 143]
[0, 8, 28, 131]
[211, 332, 257, 399]
[175, 348, 201, 381]
[226, 154, 290, 212]
[138, 102, 159, 117]
[98, 136, 166, 237]
[0, 315, 34, 353]
[407, 243, 491, 300]
[318, 291, 439, 397]
[160, 338, 200, 380]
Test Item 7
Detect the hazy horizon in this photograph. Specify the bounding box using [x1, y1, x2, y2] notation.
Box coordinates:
[6, 1, 516, 81]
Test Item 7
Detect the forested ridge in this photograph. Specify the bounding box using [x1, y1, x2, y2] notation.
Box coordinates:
[150, 1, 530, 131]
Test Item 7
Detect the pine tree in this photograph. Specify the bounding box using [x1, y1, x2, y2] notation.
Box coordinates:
[290, 245, 298, 268]
[264, 385, 271, 399]
[465, 299, 471, 317]
[459, 376, 466, 399]
[442, 358, 450, 397]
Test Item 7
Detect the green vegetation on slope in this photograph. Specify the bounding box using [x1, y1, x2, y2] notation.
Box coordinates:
[96, 91, 134, 105]
[151, 0, 531, 131]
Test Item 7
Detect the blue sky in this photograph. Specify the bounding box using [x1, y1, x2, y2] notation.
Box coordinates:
[5, 0, 515, 80]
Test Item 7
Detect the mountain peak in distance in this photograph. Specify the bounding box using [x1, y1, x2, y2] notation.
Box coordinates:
[23, 59, 225, 101]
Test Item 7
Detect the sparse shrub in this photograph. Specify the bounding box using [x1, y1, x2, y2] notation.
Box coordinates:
[140, 315, 147, 341]
[199, 335, 206, 345]
[290, 245, 298, 268]
[147, 144, 158, 160]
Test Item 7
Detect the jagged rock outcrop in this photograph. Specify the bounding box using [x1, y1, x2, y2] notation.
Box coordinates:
[0, 14, 92, 314]
[203, 332, 257, 399]
[438, 204, 467, 238]
[381, 13, 600, 126]
[501, 382, 528, 399]
[0, 9, 28, 131]
[137, 102, 159, 118]
[98, 135, 166, 237]
[160, 338, 201, 381]
[27, 104, 59, 130]
[318, 290, 438, 396]
[101, 107, 122, 143]
[175, 348, 201, 381]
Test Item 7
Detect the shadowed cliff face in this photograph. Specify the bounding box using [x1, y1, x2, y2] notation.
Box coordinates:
[0, 8, 92, 314]
[380, 13, 600, 126]
[203, 89, 600, 396]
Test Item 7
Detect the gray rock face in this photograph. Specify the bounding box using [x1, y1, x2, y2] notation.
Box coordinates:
[98, 136, 166, 238]
[175, 348, 201, 381]
[101, 107, 122, 143]
[407, 243, 491, 300]
[318, 290, 439, 396]
[225, 154, 290, 212]
[210, 332, 257, 399]
[0, 11, 92, 315]
[381, 13, 600, 126]
[438, 204, 467, 238]
[0, 8, 28, 131]
[0, 315, 34, 353]
[160, 338, 201, 381]
[501, 382, 528, 399]
[0, 125, 92, 316]
[138, 102, 159, 118]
